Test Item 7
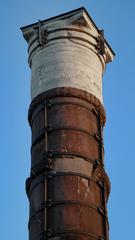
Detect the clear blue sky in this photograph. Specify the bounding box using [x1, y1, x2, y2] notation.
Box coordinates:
[1, 1, 135, 239]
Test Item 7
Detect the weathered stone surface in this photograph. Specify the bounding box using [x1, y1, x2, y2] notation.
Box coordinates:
[21, 7, 114, 103]
[31, 42, 103, 101]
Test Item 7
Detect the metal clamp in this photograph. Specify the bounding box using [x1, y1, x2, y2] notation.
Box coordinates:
[46, 100, 52, 108]
[94, 133, 103, 143]
[98, 206, 106, 216]
[46, 199, 53, 208]
[92, 108, 99, 117]
[99, 236, 105, 240]
[97, 179, 104, 188]
[97, 30, 105, 55]
[27, 171, 107, 198]
[46, 171, 55, 180]
[95, 159, 102, 166]
[40, 229, 53, 240]
[38, 20, 48, 46]
[28, 201, 54, 227]
[31, 153, 54, 176]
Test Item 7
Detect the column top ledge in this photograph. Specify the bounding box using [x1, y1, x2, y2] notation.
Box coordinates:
[21, 7, 115, 63]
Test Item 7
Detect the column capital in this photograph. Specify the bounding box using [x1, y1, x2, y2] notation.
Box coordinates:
[21, 7, 115, 102]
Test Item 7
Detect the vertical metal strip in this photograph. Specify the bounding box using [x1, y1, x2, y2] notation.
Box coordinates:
[99, 183, 105, 237]
[99, 116, 108, 239]
[44, 103, 48, 234]
[99, 117, 104, 166]
[100, 180, 108, 240]
[38, 20, 43, 46]
[103, 183, 109, 240]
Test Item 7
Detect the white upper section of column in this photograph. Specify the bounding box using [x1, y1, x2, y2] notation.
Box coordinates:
[21, 7, 114, 103]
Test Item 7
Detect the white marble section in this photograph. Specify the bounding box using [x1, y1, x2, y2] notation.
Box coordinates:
[31, 40, 103, 102]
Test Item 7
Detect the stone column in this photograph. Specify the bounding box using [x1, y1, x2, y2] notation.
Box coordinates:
[21, 7, 114, 240]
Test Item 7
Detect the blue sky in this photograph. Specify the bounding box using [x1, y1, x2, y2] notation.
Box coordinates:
[1, 1, 135, 239]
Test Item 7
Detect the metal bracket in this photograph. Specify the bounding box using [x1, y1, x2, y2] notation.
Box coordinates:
[46, 126, 53, 133]
[95, 159, 102, 166]
[40, 200, 53, 208]
[31, 152, 54, 177]
[39, 229, 53, 240]
[42, 100, 52, 108]
[46, 100, 52, 108]
[99, 236, 105, 240]
[97, 30, 105, 55]
[39, 230, 105, 240]
[92, 108, 99, 117]
[38, 20, 48, 47]
[46, 199, 53, 208]
[97, 179, 104, 188]
[98, 206, 106, 216]
[46, 171, 55, 180]
[94, 133, 103, 143]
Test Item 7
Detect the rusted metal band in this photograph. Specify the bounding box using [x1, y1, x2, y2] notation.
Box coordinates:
[31, 131, 45, 148]
[28, 88, 106, 125]
[26, 173, 99, 198]
[31, 150, 102, 166]
[31, 127, 102, 149]
[30, 99, 99, 127]
[30, 104, 44, 127]
[30, 152, 103, 178]
[26, 171, 109, 198]
[92, 167, 111, 200]
[28, 201, 106, 228]
[39, 230, 105, 240]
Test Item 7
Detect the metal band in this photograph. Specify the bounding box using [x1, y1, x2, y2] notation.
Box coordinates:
[28, 200, 106, 228]
[30, 152, 103, 178]
[39, 229, 105, 240]
[31, 158, 54, 177]
[29, 98, 99, 127]
[47, 35, 97, 47]
[31, 131, 45, 149]
[28, 27, 98, 53]
[32, 150, 102, 164]
[28, 88, 106, 126]
[31, 129, 102, 150]
[28, 44, 40, 64]
[48, 27, 98, 41]
[28, 35, 105, 68]
[26, 171, 108, 198]
[29, 104, 44, 127]
[28, 35, 98, 63]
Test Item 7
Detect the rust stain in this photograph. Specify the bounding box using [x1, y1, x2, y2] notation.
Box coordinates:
[27, 88, 110, 240]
